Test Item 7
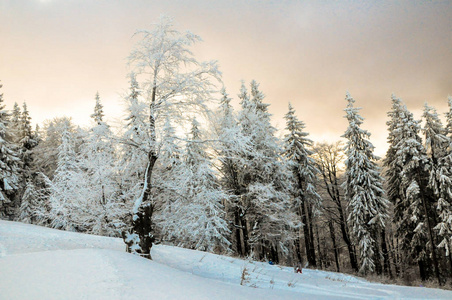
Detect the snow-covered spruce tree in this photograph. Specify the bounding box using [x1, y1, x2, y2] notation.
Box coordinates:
[159, 119, 230, 252]
[236, 80, 299, 263]
[438, 96, 452, 262]
[10, 102, 21, 141]
[423, 103, 448, 168]
[433, 140, 452, 272]
[48, 124, 85, 231]
[77, 93, 125, 236]
[212, 88, 251, 256]
[25, 172, 52, 226]
[18, 102, 38, 167]
[17, 179, 40, 223]
[283, 103, 321, 267]
[383, 96, 404, 212]
[445, 96, 452, 137]
[123, 16, 221, 258]
[18, 103, 38, 180]
[423, 103, 451, 279]
[0, 82, 21, 219]
[33, 117, 83, 180]
[91, 92, 104, 124]
[15, 102, 39, 222]
[342, 93, 389, 275]
[383, 95, 410, 277]
[3, 101, 39, 221]
[386, 96, 438, 282]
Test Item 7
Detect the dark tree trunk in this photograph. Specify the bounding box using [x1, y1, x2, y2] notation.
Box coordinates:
[323, 167, 358, 272]
[448, 251, 452, 278]
[420, 196, 441, 285]
[328, 220, 340, 272]
[126, 81, 159, 259]
[129, 153, 158, 259]
[241, 214, 250, 256]
[394, 237, 400, 276]
[373, 229, 383, 275]
[234, 209, 243, 256]
[418, 256, 427, 281]
[307, 202, 317, 267]
[381, 229, 392, 278]
[300, 202, 315, 267]
[294, 237, 303, 265]
[338, 209, 358, 272]
[131, 202, 155, 259]
[315, 223, 323, 269]
[295, 170, 316, 268]
[227, 161, 244, 257]
[271, 245, 279, 264]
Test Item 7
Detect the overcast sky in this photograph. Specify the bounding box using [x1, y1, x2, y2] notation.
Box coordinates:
[1, 0, 452, 155]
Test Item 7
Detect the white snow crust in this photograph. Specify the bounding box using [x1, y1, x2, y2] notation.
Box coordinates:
[1, 220, 451, 299]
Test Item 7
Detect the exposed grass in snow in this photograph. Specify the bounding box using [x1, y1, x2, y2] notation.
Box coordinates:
[1, 220, 452, 299]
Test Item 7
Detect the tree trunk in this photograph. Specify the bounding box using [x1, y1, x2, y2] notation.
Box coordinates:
[381, 229, 392, 278]
[394, 237, 400, 276]
[300, 202, 315, 267]
[317, 146, 357, 271]
[420, 192, 441, 285]
[295, 170, 316, 267]
[315, 223, 323, 269]
[307, 202, 317, 267]
[338, 208, 358, 272]
[333, 171, 358, 272]
[241, 212, 250, 256]
[373, 229, 382, 275]
[131, 153, 158, 259]
[294, 237, 303, 265]
[328, 220, 340, 272]
[234, 209, 243, 256]
[448, 253, 452, 278]
[418, 254, 427, 281]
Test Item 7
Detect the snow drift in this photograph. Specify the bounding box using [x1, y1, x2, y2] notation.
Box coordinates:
[1, 220, 451, 299]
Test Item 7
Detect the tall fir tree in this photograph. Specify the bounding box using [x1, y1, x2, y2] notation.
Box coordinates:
[0, 82, 21, 219]
[236, 81, 299, 262]
[445, 96, 452, 137]
[386, 96, 439, 282]
[48, 125, 85, 231]
[283, 103, 321, 267]
[17, 179, 41, 224]
[343, 93, 389, 274]
[77, 94, 124, 236]
[18, 102, 38, 178]
[91, 92, 104, 125]
[423, 103, 452, 279]
[16, 102, 39, 222]
[10, 102, 21, 142]
[213, 88, 251, 256]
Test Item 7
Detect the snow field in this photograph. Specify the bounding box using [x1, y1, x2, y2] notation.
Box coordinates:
[1, 220, 452, 299]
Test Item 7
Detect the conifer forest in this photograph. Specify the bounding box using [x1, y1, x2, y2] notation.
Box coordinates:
[2, 16, 452, 287]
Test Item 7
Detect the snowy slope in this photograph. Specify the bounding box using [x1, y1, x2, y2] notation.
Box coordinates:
[1, 220, 451, 300]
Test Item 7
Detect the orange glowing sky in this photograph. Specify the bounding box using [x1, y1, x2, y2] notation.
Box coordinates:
[1, 0, 452, 156]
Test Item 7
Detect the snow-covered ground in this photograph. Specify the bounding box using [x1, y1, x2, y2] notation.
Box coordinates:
[1, 220, 451, 300]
